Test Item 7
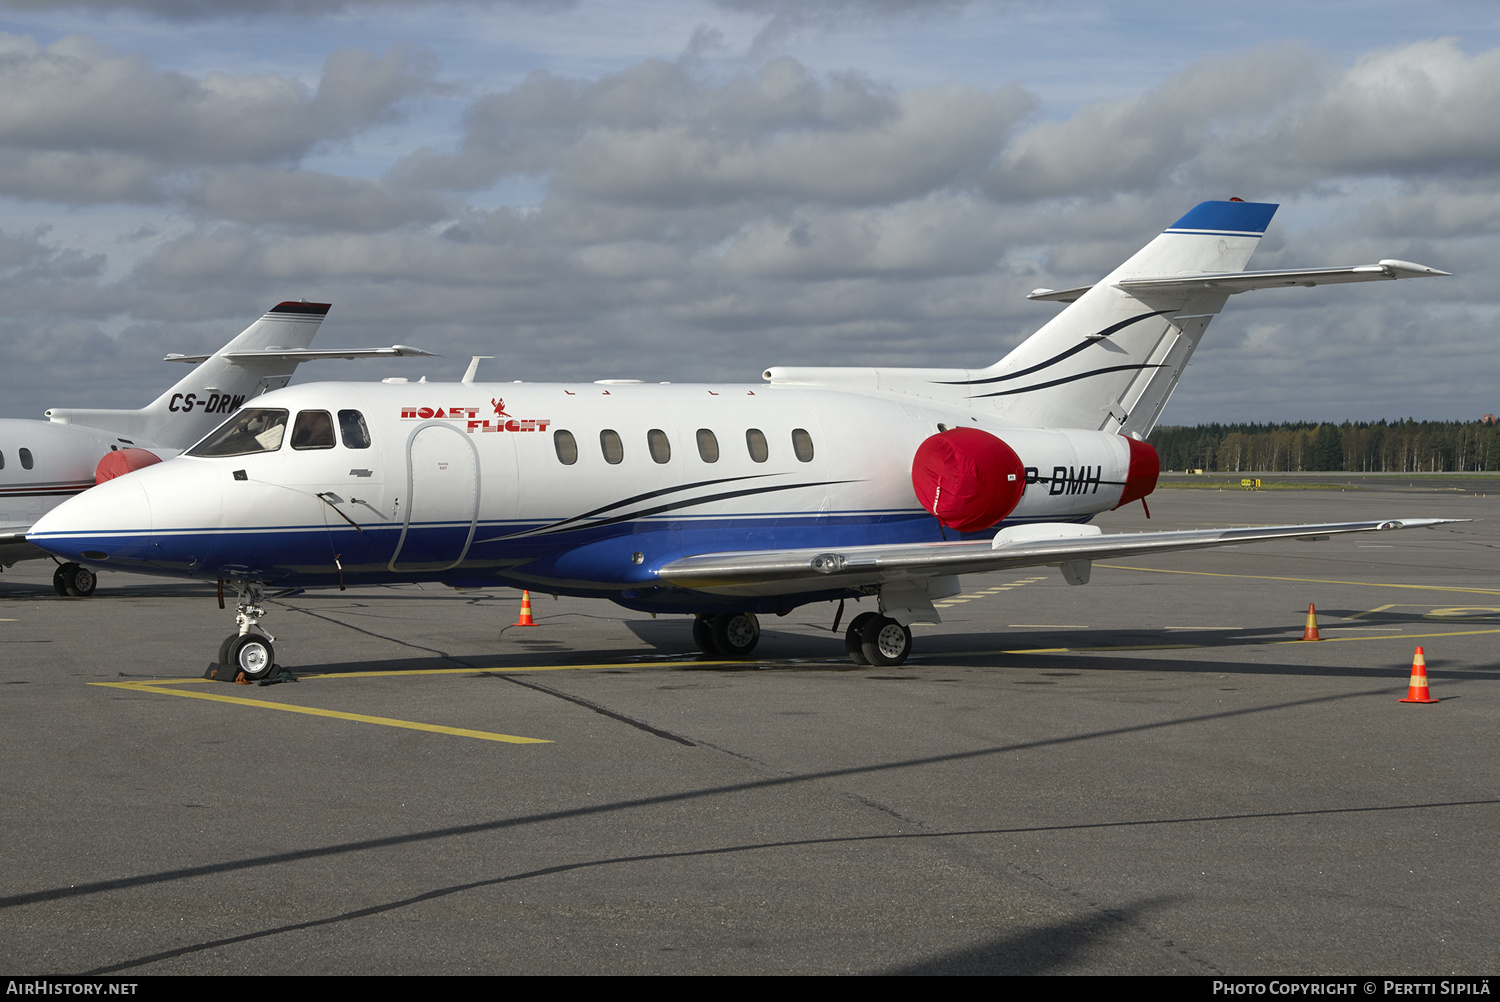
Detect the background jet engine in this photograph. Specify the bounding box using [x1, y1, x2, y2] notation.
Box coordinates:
[911, 427, 1027, 532]
[94, 448, 162, 484]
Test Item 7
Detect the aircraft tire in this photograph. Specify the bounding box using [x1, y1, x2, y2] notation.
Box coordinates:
[52, 565, 70, 597]
[228, 633, 277, 681]
[710, 612, 760, 658]
[860, 616, 912, 667]
[218, 634, 238, 667]
[64, 564, 97, 598]
[844, 612, 879, 665]
[691, 615, 719, 656]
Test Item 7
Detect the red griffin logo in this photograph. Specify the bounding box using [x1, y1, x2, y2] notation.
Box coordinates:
[400, 403, 551, 434]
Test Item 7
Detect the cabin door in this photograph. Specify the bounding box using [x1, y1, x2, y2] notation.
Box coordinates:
[389, 424, 480, 572]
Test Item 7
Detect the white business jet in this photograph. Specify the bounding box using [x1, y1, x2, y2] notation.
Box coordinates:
[28, 201, 1454, 674]
[1, 301, 434, 595]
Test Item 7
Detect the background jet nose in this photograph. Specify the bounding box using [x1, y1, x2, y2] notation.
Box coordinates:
[27, 473, 153, 565]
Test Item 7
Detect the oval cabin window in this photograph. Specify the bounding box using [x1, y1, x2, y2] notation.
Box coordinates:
[745, 429, 768, 463]
[696, 429, 719, 463]
[647, 429, 671, 464]
[554, 430, 578, 465]
[791, 428, 814, 463]
[600, 429, 624, 465]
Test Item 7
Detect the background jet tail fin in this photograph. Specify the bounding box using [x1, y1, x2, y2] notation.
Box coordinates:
[45, 302, 331, 449]
[968, 200, 1279, 437]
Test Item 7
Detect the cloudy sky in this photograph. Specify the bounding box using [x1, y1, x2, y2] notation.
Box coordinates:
[1, 0, 1497, 425]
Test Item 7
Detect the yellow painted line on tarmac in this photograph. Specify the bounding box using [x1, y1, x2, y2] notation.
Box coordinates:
[1275, 627, 1500, 645]
[1009, 624, 1090, 629]
[90, 680, 550, 744]
[965, 627, 1500, 657]
[297, 661, 728, 679]
[1096, 564, 1500, 596]
[1348, 604, 1400, 619]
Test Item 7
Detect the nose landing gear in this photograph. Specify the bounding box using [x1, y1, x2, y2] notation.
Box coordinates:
[213, 581, 280, 681]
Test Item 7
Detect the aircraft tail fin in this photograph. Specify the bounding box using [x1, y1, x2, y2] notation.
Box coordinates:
[46, 302, 331, 449]
[965, 200, 1280, 437]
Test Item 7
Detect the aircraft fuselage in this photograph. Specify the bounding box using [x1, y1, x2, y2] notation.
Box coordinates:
[30, 379, 1145, 614]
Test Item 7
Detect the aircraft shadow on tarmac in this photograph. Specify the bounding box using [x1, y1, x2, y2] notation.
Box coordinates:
[883, 896, 1179, 975]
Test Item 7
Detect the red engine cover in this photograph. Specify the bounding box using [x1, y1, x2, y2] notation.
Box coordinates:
[1114, 436, 1160, 508]
[94, 448, 162, 484]
[911, 428, 1026, 533]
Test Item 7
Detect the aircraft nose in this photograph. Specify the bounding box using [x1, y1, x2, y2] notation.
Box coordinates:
[28, 473, 153, 566]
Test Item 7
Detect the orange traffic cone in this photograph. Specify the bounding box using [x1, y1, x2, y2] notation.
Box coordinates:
[1399, 647, 1439, 703]
[1302, 603, 1321, 641]
[514, 590, 536, 627]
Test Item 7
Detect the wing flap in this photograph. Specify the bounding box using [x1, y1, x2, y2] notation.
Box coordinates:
[657, 518, 1459, 591]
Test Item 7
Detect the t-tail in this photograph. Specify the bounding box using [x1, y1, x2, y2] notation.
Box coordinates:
[43, 302, 332, 450]
[956, 200, 1447, 437]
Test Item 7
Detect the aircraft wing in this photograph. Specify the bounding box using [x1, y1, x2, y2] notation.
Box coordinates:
[164, 345, 439, 364]
[657, 518, 1460, 593]
[1027, 260, 1450, 303]
[0, 529, 47, 564]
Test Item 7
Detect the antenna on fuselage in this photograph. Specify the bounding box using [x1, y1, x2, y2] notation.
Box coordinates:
[462, 357, 494, 384]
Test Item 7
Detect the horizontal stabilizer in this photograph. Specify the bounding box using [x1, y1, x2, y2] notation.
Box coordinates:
[658, 518, 1461, 592]
[165, 344, 438, 364]
[1028, 260, 1450, 303]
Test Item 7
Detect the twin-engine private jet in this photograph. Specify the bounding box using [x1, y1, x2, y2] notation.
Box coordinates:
[0, 301, 433, 595]
[28, 200, 1454, 674]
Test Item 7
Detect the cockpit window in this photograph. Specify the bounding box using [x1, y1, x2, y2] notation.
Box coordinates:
[338, 410, 371, 449]
[187, 408, 289, 457]
[291, 410, 335, 450]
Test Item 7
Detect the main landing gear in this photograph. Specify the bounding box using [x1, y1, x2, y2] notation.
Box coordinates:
[52, 562, 96, 597]
[692, 612, 761, 658]
[214, 580, 280, 681]
[844, 611, 913, 667]
[690, 609, 914, 667]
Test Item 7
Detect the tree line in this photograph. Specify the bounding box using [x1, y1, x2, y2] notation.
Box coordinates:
[1147, 420, 1500, 473]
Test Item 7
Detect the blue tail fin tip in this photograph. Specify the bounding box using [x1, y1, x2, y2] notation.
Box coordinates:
[1166, 200, 1278, 235]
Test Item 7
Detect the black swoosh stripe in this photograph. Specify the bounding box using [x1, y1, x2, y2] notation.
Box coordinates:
[516, 480, 860, 539]
[934, 310, 1174, 387]
[968, 363, 1165, 399]
[529, 474, 774, 535]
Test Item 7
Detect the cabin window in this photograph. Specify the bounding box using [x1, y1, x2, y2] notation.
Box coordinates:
[19, 448, 32, 470]
[600, 429, 624, 465]
[746, 428, 768, 463]
[554, 430, 578, 465]
[338, 410, 371, 449]
[187, 408, 289, 457]
[647, 429, 671, 464]
[792, 428, 814, 462]
[696, 429, 719, 463]
[291, 411, 336, 450]
[0, 450, 5, 469]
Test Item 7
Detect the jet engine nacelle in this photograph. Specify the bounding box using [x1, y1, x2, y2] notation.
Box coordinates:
[911, 427, 1026, 532]
[912, 427, 1159, 531]
[94, 448, 163, 485]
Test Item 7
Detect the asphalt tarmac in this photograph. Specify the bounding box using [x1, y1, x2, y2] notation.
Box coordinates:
[2, 474, 1497, 975]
